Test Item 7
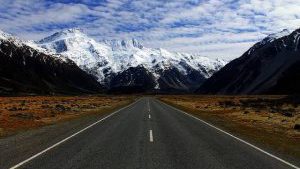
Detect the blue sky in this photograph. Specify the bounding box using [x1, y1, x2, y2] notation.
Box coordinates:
[0, 0, 299, 60]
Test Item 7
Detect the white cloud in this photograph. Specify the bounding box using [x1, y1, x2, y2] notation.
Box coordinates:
[0, 0, 299, 60]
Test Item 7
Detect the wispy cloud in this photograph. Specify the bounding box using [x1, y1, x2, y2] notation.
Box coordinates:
[0, 0, 299, 60]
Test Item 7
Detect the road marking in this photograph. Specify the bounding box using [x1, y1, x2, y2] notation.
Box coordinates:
[9, 99, 141, 169]
[158, 99, 300, 169]
[148, 103, 150, 112]
[149, 130, 153, 142]
[149, 114, 151, 119]
[147, 99, 151, 112]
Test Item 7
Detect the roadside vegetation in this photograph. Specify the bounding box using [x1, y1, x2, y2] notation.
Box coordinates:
[159, 95, 300, 159]
[0, 95, 136, 137]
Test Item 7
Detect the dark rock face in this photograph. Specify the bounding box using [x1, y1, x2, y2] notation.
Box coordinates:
[157, 66, 206, 93]
[267, 61, 300, 94]
[0, 40, 103, 95]
[108, 66, 156, 93]
[106, 65, 207, 93]
[197, 29, 300, 94]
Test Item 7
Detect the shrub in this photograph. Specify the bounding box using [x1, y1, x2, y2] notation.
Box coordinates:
[294, 124, 300, 130]
[282, 111, 293, 117]
[244, 111, 250, 114]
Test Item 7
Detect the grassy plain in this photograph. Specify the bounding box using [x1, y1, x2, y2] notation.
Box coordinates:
[0, 95, 136, 137]
[159, 95, 300, 159]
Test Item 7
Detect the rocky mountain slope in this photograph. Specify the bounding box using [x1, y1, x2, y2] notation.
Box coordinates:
[0, 30, 103, 95]
[37, 29, 226, 93]
[197, 29, 300, 94]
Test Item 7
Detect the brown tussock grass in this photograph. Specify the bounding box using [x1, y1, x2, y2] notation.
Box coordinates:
[0, 95, 136, 137]
[158, 95, 300, 159]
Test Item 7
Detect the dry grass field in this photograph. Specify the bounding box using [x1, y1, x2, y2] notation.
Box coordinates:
[0, 95, 136, 137]
[159, 95, 300, 159]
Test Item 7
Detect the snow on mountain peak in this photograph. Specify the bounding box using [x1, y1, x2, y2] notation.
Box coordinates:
[0, 29, 70, 63]
[36, 29, 227, 87]
[0, 30, 24, 45]
[267, 29, 290, 39]
[0, 30, 11, 40]
[0, 29, 45, 50]
[38, 28, 86, 44]
[262, 29, 291, 44]
[102, 38, 144, 50]
[247, 29, 293, 55]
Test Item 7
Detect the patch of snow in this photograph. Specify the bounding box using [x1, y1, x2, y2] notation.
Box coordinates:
[0, 29, 70, 64]
[267, 29, 290, 40]
[248, 29, 292, 55]
[294, 32, 300, 51]
[0, 30, 10, 40]
[262, 29, 291, 44]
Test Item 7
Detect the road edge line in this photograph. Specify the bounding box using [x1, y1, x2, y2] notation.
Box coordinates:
[157, 99, 300, 169]
[9, 98, 141, 169]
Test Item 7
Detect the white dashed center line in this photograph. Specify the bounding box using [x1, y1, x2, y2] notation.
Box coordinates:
[148, 100, 150, 112]
[149, 130, 153, 142]
[149, 114, 151, 119]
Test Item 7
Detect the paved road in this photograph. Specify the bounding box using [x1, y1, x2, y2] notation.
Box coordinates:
[2, 97, 299, 169]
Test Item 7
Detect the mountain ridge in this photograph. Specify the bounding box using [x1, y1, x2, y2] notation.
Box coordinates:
[0, 29, 103, 95]
[197, 28, 300, 94]
[36, 28, 227, 92]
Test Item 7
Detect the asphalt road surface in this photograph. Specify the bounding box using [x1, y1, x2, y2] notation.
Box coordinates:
[2, 97, 300, 169]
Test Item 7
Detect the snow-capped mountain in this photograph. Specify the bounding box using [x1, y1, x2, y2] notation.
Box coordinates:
[197, 28, 300, 94]
[0, 30, 102, 95]
[37, 28, 226, 92]
[263, 29, 291, 42]
[247, 29, 291, 55]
